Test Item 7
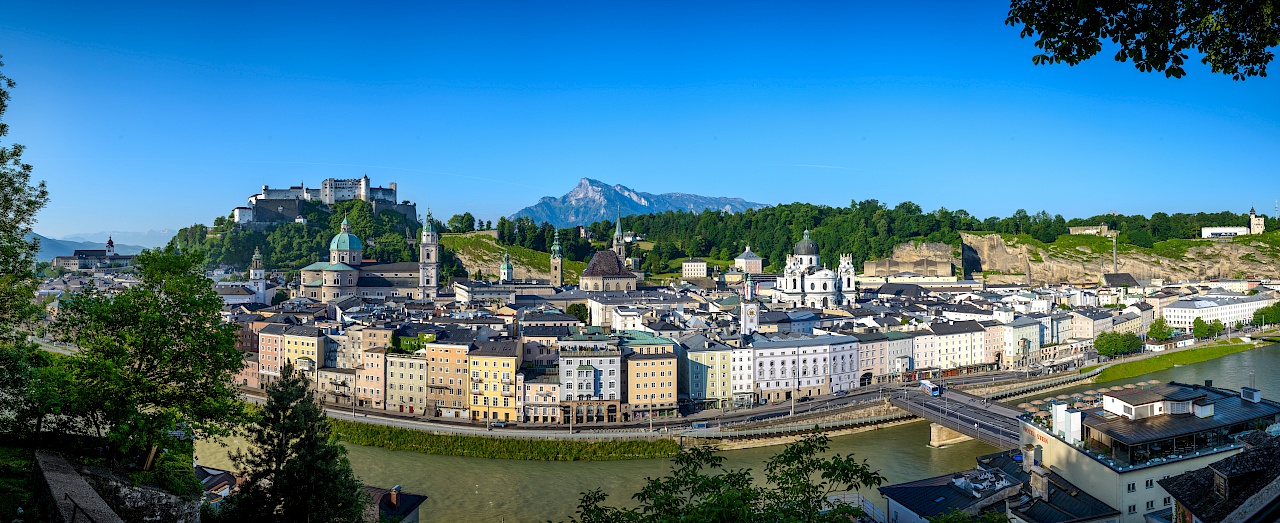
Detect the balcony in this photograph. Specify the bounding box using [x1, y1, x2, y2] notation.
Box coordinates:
[470, 376, 482, 383]
[501, 390, 515, 397]
[501, 378, 512, 384]
[470, 388, 482, 395]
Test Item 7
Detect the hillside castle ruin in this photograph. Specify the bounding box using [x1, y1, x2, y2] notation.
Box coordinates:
[232, 175, 418, 229]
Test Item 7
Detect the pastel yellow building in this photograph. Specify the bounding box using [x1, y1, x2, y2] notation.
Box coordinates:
[468, 340, 523, 423]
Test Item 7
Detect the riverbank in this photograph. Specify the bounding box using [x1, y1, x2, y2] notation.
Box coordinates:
[1090, 341, 1259, 383]
[330, 419, 681, 461]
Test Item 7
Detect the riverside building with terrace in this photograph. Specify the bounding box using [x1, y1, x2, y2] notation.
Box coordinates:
[1019, 382, 1280, 523]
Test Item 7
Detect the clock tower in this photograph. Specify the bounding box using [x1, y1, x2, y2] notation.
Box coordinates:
[741, 300, 759, 335]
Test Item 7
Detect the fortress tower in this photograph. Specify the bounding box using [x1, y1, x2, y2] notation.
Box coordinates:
[1250, 207, 1266, 235]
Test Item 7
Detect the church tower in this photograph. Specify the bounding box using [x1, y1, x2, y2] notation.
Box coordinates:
[612, 210, 626, 259]
[1250, 206, 1266, 235]
[250, 247, 267, 304]
[105, 236, 115, 256]
[420, 210, 439, 300]
[550, 230, 563, 287]
[499, 251, 514, 282]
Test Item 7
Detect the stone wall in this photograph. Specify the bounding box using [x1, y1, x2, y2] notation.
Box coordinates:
[79, 466, 201, 523]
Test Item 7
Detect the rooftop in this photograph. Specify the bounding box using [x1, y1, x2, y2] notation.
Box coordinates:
[1158, 432, 1280, 523]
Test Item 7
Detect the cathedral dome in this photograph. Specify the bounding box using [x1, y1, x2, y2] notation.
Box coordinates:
[329, 218, 363, 252]
[793, 230, 817, 256]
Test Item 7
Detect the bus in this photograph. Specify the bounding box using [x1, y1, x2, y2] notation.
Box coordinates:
[920, 380, 941, 396]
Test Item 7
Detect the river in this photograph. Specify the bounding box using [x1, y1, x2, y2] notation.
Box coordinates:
[196, 343, 1280, 523]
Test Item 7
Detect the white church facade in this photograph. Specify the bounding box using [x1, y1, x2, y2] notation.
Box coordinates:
[774, 230, 858, 308]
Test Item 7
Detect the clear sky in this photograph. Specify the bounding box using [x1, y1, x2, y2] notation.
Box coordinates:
[2, 2, 1277, 238]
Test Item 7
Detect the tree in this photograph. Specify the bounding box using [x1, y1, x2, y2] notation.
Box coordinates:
[1095, 331, 1141, 357]
[214, 361, 367, 523]
[568, 433, 884, 523]
[1209, 319, 1226, 337]
[448, 212, 476, 233]
[1006, 1, 1280, 80]
[1192, 317, 1210, 339]
[1147, 318, 1173, 341]
[567, 303, 590, 324]
[53, 246, 246, 458]
[0, 54, 49, 347]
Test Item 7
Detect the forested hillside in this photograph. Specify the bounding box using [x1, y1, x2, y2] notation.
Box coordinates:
[494, 200, 1276, 274]
[168, 200, 466, 280]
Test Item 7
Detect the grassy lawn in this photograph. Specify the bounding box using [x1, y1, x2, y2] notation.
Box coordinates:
[331, 419, 680, 461]
[0, 446, 35, 521]
[1094, 343, 1258, 383]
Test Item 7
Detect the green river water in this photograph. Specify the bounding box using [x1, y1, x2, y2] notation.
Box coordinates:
[196, 343, 1280, 522]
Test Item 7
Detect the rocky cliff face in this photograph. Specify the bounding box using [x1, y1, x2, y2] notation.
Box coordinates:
[866, 233, 1280, 284]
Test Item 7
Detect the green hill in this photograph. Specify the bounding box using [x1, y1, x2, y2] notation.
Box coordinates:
[441, 232, 586, 284]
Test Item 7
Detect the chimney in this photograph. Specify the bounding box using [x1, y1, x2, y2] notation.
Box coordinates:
[1030, 466, 1050, 501]
[390, 485, 401, 507]
[1021, 444, 1035, 473]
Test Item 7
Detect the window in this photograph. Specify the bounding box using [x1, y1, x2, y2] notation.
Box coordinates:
[1145, 501, 1154, 511]
[1163, 497, 1170, 506]
[1127, 483, 1136, 493]
[1145, 479, 1154, 489]
[1128, 505, 1136, 515]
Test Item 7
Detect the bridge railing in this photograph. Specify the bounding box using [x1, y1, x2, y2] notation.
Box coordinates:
[981, 367, 1104, 400]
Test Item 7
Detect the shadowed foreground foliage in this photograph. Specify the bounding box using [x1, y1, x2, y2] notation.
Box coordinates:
[564, 433, 885, 523]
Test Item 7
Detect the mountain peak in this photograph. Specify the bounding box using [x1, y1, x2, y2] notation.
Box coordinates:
[511, 180, 767, 228]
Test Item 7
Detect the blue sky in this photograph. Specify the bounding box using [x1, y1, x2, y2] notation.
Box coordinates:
[3, 1, 1277, 238]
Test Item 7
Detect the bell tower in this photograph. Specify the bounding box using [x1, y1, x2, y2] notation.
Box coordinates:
[550, 230, 564, 287]
[420, 210, 439, 299]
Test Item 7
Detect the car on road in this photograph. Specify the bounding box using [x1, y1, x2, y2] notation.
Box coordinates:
[488, 421, 507, 428]
[797, 396, 813, 403]
[832, 390, 848, 397]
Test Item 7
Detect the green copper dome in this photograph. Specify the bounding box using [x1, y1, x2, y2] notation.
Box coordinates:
[329, 218, 363, 252]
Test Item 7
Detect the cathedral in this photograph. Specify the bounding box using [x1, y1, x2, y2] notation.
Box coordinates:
[774, 230, 857, 308]
[296, 214, 439, 302]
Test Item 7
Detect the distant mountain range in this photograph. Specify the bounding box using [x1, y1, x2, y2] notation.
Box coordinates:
[28, 233, 147, 262]
[60, 230, 175, 249]
[511, 178, 768, 228]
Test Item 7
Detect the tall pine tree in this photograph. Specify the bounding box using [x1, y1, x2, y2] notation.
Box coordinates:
[219, 361, 367, 523]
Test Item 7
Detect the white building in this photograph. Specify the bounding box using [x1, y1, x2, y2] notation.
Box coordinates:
[730, 345, 755, 405]
[774, 231, 857, 308]
[1161, 292, 1276, 330]
[925, 320, 987, 369]
[1200, 207, 1266, 238]
[681, 258, 709, 279]
[750, 332, 857, 402]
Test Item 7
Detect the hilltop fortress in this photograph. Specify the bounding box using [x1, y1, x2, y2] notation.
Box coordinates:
[232, 175, 418, 229]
